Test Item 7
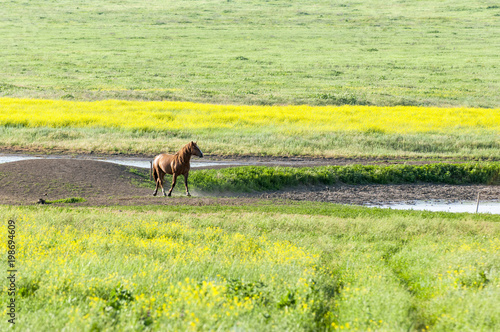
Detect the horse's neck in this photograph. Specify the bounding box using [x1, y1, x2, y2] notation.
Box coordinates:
[181, 153, 192, 163]
[176, 147, 192, 164]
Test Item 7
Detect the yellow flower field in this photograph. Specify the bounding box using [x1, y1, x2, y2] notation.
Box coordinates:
[2, 205, 499, 331]
[1, 210, 330, 330]
[1, 97, 499, 134]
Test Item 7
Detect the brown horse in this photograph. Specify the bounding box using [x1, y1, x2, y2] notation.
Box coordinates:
[150, 141, 203, 197]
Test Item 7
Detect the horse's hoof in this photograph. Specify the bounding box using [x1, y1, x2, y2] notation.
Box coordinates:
[167, 193, 171, 197]
[186, 192, 191, 197]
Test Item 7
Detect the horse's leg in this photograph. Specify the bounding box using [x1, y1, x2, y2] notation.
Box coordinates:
[159, 171, 167, 197]
[167, 173, 178, 197]
[184, 173, 191, 196]
[155, 169, 167, 197]
[153, 166, 159, 196]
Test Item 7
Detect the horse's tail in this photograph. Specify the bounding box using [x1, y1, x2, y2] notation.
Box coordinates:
[150, 159, 159, 182]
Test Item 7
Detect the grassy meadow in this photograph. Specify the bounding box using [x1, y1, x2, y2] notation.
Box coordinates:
[1, 204, 499, 331]
[1, 0, 500, 331]
[0, 0, 499, 158]
[0, 0, 499, 107]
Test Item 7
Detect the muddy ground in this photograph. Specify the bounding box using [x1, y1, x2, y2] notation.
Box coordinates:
[0, 159, 498, 207]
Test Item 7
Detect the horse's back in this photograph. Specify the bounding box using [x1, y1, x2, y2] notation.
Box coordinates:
[154, 153, 174, 175]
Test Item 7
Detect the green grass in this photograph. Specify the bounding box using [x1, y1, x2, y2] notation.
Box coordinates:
[2, 2, 499, 331]
[1, 0, 499, 159]
[1, 204, 499, 331]
[0, 0, 499, 107]
[44, 197, 87, 204]
[130, 163, 500, 192]
[1, 126, 499, 159]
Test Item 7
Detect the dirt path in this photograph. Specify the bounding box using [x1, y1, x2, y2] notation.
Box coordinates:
[1, 158, 498, 207]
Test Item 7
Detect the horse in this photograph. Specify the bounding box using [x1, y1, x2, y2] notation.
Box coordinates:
[150, 141, 203, 197]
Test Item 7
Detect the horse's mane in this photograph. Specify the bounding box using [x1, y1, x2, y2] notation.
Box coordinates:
[173, 142, 192, 164]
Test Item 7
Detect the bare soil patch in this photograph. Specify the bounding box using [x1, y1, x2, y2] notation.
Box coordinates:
[0, 159, 498, 207]
[250, 184, 500, 206]
[0, 159, 266, 206]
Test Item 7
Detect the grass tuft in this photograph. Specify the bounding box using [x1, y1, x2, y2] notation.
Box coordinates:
[45, 197, 87, 204]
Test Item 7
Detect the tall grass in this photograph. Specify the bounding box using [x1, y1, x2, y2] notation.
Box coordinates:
[186, 163, 500, 192]
[1, 207, 330, 330]
[1, 204, 499, 331]
[1, 98, 499, 159]
[130, 162, 500, 193]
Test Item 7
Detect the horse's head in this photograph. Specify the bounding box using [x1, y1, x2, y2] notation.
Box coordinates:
[190, 141, 204, 158]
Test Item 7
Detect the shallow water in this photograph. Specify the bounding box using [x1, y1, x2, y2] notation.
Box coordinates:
[0, 154, 245, 169]
[368, 200, 500, 214]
